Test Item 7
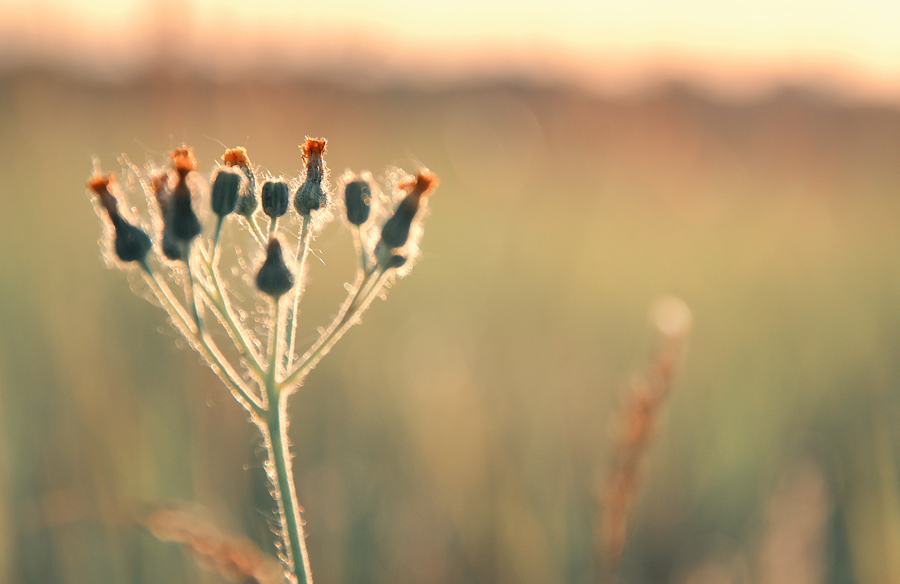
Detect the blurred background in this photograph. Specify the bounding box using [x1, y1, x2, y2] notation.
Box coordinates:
[2, 1, 900, 583]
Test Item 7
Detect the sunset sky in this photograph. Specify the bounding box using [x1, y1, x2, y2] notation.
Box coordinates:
[3, 0, 900, 99]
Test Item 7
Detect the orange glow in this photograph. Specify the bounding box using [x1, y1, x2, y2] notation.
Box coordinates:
[2, 0, 900, 100]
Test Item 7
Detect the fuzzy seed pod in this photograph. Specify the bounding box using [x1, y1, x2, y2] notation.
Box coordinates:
[113, 219, 153, 263]
[294, 181, 325, 215]
[261, 181, 290, 219]
[161, 228, 183, 261]
[256, 238, 294, 298]
[223, 147, 258, 217]
[236, 187, 258, 217]
[293, 138, 328, 216]
[379, 170, 438, 249]
[385, 253, 407, 270]
[344, 179, 371, 226]
[211, 170, 241, 217]
[166, 148, 202, 243]
[89, 174, 152, 264]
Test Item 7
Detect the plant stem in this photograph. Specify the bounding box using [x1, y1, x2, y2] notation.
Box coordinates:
[248, 214, 267, 245]
[286, 215, 312, 370]
[280, 267, 386, 390]
[140, 262, 265, 414]
[196, 248, 266, 379]
[266, 393, 311, 584]
[265, 298, 312, 584]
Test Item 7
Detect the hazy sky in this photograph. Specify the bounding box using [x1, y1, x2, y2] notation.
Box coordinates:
[3, 0, 900, 99]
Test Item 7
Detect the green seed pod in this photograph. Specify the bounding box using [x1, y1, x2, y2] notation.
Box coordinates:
[161, 226, 183, 261]
[167, 147, 202, 244]
[294, 180, 324, 215]
[379, 171, 437, 249]
[223, 147, 258, 218]
[261, 181, 290, 219]
[211, 170, 241, 217]
[256, 238, 295, 298]
[236, 187, 258, 217]
[344, 179, 371, 226]
[385, 253, 407, 270]
[293, 137, 328, 216]
[112, 218, 152, 263]
[167, 182, 202, 243]
[89, 173, 153, 264]
[379, 193, 420, 249]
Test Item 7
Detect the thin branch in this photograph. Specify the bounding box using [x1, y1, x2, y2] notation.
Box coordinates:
[140, 261, 266, 415]
[280, 267, 387, 390]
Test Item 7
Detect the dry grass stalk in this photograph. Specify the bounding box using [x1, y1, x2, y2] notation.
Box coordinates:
[599, 296, 692, 581]
[144, 505, 285, 584]
[756, 460, 829, 584]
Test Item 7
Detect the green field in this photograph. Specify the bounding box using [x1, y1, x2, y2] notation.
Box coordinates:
[2, 69, 900, 583]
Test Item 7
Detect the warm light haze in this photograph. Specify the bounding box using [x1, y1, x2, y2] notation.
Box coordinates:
[3, 0, 900, 99]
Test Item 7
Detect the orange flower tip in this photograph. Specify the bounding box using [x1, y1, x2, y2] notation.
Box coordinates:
[170, 146, 196, 176]
[400, 169, 439, 197]
[87, 172, 114, 195]
[301, 137, 327, 160]
[222, 146, 250, 167]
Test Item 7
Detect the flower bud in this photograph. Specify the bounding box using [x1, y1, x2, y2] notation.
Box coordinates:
[256, 238, 295, 298]
[261, 181, 290, 219]
[161, 228, 183, 261]
[384, 253, 407, 270]
[379, 170, 438, 249]
[293, 138, 328, 216]
[235, 186, 258, 217]
[166, 147, 202, 243]
[223, 147, 258, 217]
[294, 181, 325, 215]
[344, 179, 371, 225]
[89, 173, 152, 264]
[211, 169, 241, 217]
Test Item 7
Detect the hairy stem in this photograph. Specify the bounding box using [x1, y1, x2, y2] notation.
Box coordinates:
[248, 214, 267, 245]
[264, 298, 312, 584]
[286, 215, 312, 369]
[280, 267, 386, 390]
[196, 248, 266, 380]
[140, 262, 265, 414]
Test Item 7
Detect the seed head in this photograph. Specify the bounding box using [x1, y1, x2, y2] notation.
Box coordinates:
[379, 170, 438, 249]
[256, 238, 295, 299]
[222, 147, 250, 168]
[224, 147, 258, 217]
[171, 146, 196, 178]
[294, 137, 328, 215]
[161, 228, 184, 261]
[211, 169, 242, 217]
[89, 173, 152, 264]
[261, 180, 290, 219]
[343, 179, 371, 226]
[301, 138, 326, 184]
[385, 253, 407, 270]
[166, 147, 202, 244]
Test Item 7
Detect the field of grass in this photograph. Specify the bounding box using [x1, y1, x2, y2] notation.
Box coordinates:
[2, 69, 900, 583]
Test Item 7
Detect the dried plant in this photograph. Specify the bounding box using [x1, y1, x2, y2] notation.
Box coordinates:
[144, 505, 284, 584]
[599, 296, 692, 582]
[756, 460, 829, 584]
[88, 139, 438, 584]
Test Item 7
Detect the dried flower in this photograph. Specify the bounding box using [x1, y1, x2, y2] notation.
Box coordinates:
[88, 138, 439, 584]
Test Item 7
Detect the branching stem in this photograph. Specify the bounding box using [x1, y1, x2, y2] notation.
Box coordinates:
[280, 267, 386, 390]
[140, 261, 265, 415]
[286, 215, 312, 370]
[264, 298, 312, 584]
